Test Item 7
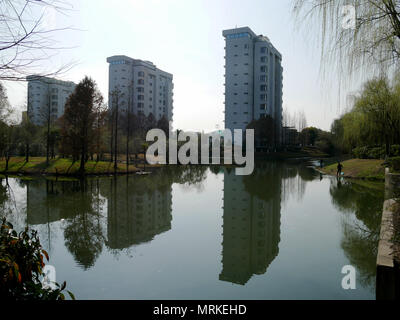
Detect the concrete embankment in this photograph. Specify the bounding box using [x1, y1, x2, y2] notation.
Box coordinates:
[376, 168, 400, 300]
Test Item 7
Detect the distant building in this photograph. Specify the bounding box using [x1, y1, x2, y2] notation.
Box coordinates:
[107, 55, 174, 122]
[282, 126, 299, 146]
[26, 75, 76, 125]
[223, 27, 283, 144]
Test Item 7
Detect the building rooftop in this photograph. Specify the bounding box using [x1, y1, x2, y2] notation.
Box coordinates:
[26, 75, 76, 87]
[107, 55, 173, 78]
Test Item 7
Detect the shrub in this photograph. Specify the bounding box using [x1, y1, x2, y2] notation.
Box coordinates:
[352, 146, 369, 159]
[387, 157, 400, 172]
[352, 145, 399, 159]
[390, 145, 400, 157]
[0, 218, 74, 300]
[367, 147, 386, 159]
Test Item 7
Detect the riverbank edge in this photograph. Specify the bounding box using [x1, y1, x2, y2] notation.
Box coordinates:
[316, 159, 386, 181]
[376, 167, 400, 300]
[0, 157, 161, 178]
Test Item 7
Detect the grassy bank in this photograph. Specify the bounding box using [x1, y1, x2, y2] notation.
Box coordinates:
[0, 157, 145, 176]
[321, 159, 385, 181]
[256, 146, 330, 160]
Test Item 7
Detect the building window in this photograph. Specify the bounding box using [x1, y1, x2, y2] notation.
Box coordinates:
[138, 71, 145, 77]
[260, 94, 267, 100]
[260, 85, 267, 91]
[226, 33, 251, 39]
[260, 104, 267, 110]
[138, 95, 144, 101]
[260, 75, 267, 82]
[261, 56, 267, 63]
[261, 66, 267, 72]
[261, 47, 267, 54]
[138, 79, 144, 85]
[137, 87, 144, 92]
[137, 103, 144, 108]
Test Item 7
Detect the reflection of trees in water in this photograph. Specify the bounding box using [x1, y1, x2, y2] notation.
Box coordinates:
[0, 177, 11, 218]
[0, 177, 28, 230]
[329, 179, 384, 288]
[62, 180, 106, 270]
[23, 178, 106, 270]
[173, 166, 208, 193]
[280, 164, 315, 204]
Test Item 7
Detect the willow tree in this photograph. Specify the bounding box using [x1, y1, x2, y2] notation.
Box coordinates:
[293, 0, 400, 79]
[334, 75, 400, 155]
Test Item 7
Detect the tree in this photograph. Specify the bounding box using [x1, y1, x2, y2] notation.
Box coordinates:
[330, 74, 400, 156]
[38, 88, 53, 165]
[93, 104, 108, 162]
[293, 0, 400, 78]
[110, 89, 121, 172]
[0, 0, 75, 81]
[20, 117, 38, 162]
[59, 76, 104, 175]
[0, 82, 11, 121]
[157, 115, 170, 137]
[246, 115, 277, 149]
[300, 127, 319, 146]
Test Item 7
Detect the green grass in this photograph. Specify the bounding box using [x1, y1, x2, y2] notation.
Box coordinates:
[321, 159, 385, 180]
[0, 157, 143, 176]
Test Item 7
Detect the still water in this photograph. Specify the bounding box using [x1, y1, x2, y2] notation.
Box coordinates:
[0, 161, 384, 299]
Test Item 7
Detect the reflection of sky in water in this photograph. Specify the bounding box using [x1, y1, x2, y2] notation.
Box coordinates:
[0, 163, 383, 300]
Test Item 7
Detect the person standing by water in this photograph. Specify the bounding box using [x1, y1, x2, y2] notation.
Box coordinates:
[337, 161, 343, 177]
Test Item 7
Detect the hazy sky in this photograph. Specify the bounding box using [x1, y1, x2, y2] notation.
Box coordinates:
[4, 0, 359, 131]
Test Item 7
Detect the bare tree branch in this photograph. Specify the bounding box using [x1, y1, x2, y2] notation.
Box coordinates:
[0, 0, 77, 81]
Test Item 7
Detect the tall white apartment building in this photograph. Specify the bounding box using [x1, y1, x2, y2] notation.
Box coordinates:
[27, 75, 76, 125]
[223, 27, 283, 144]
[107, 55, 173, 122]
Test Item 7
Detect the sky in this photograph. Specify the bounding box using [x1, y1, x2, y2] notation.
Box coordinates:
[4, 0, 359, 132]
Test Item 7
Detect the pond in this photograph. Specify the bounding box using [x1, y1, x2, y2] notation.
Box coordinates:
[0, 161, 384, 299]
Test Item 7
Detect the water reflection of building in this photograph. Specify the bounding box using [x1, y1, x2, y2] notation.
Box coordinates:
[102, 177, 173, 250]
[26, 180, 82, 225]
[220, 164, 281, 285]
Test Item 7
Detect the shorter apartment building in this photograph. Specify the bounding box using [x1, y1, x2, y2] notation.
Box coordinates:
[107, 55, 174, 122]
[27, 75, 76, 125]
